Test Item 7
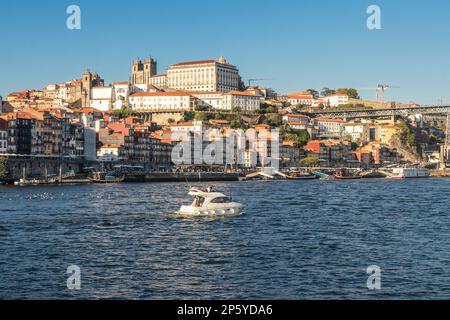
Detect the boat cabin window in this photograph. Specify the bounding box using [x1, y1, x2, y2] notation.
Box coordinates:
[210, 197, 232, 204]
[194, 196, 206, 207]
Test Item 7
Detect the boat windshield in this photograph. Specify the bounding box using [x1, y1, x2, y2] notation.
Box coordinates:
[194, 196, 206, 207]
[210, 197, 232, 204]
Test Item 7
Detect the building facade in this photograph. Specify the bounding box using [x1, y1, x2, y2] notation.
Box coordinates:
[129, 92, 193, 112]
[166, 57, 240, 92]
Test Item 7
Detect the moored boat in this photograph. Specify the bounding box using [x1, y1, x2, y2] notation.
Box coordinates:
[387, 167, 430, 179]
[89, 171, 125, 183]
[334, 168, 362, 180]
[286, 172, 318, 180]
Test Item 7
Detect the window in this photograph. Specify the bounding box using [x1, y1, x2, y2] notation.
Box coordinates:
[210, 197, 232, 204]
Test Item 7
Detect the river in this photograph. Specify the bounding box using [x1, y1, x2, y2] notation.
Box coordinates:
[1, 179, 450, 299]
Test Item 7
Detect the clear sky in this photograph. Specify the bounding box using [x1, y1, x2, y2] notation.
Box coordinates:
[0, 0, 449, 104]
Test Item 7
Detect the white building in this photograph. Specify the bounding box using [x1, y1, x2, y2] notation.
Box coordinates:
[315, 118, 345, 138]
[97, 144, 121, 162]
[166, 57, 240, 92]
[343, 123, 368, 142]
[129, 91, 193, 112]
[287, 91, 315, 106]
[149, 74, 167, 89]
[322, 94, 349, 107]
[191, 91, 226, 110]
[222, 91, 262, 111]
[112, 82, 130, 110]
[90, 86, 113, 111]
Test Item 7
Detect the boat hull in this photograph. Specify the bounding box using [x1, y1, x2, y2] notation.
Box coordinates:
[178, 204, 244, 217]
[287, 175, 318, 180]
[334, 175, 362, 180]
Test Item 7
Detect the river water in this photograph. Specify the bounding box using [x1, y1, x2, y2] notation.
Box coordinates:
[1, 179, 450, 299]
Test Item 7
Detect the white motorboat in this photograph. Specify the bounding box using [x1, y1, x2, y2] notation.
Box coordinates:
[177, 187, 244, 217]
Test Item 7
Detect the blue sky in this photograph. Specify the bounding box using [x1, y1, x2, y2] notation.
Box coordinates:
[0, 0, 449, 104]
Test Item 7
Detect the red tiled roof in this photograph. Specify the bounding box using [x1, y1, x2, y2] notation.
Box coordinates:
[224, 91, 262, 97]
[171, 60, 217, 67]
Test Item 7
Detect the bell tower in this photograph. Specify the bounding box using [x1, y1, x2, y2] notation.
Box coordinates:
[144, 56, 157, 84]
[81, 69, 92, 108]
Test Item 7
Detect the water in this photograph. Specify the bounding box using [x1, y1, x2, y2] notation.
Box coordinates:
[1, 179, 450, 299]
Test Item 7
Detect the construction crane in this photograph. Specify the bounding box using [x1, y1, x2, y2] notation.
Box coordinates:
[357, 84, 400, 102]
[247, 78, 273, 87]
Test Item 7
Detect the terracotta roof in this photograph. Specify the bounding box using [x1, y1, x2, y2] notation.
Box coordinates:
[171, 60, 217, 67]
[315, 118, 346, 123]
[224, 91, 262, 97]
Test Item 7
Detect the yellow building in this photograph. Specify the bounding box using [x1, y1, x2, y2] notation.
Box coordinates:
[378, 125, 400, 145]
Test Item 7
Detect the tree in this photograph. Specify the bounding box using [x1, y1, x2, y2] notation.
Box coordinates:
[195, 105, 211, 112]
[0, 157, 9, 180]
[183, 112, 195, 122]
[321, 87, 336, 97]
[307, 89, 319, 99]
[194, 112, 210, 121]
[265, 114, 283, 128]
[280, 126, 310, 145]
[114, 106, 134, 118]
[336, 88, 360, 99]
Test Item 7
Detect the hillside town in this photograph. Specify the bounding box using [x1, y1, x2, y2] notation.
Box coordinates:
[0, 56, 448, 182]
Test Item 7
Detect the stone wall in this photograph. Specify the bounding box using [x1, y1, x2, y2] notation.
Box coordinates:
[0, 155, 87, 180]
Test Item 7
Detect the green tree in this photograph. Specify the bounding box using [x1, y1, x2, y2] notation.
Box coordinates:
[307, 89, 319, 99]
[336, 88, 360, 99]
[183, 112, 195, 122]
[0, 157, 9, 180]
[195, 105, 211, 112]
[284, 129, 310, 146]
[265, 114, 283, 128]
[321, 87, 336, 97]
[113, 106, 134, 118]
[194, 112, 210, 121]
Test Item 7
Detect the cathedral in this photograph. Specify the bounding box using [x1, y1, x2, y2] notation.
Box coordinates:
[130, 57, 157, 86]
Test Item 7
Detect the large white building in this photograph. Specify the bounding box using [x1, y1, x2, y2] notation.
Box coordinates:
[112, 82, 130, 110]
[322, 94, 349, 107]
[191, 91, 261, 111]
[222, 91, 262, 111]
[129, 91, 194, 112]
[314, 118, 345, 138]
[191, 92, 225, 110]
[149, 74, 168, 89]
[90, 86, 113, 111]
[166, 57, 240, 92]
[287, 91, 315, 106]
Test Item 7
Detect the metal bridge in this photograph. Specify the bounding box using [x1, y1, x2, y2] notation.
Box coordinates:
[302, 105, 450, 119]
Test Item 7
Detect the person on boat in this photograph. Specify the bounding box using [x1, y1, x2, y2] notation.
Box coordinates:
[205, 185, 214, 193]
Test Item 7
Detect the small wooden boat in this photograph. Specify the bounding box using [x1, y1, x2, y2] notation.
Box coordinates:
[286, 173, 318, 180]
[334, 168, 362, 180]
[89, 171, 125, 184]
